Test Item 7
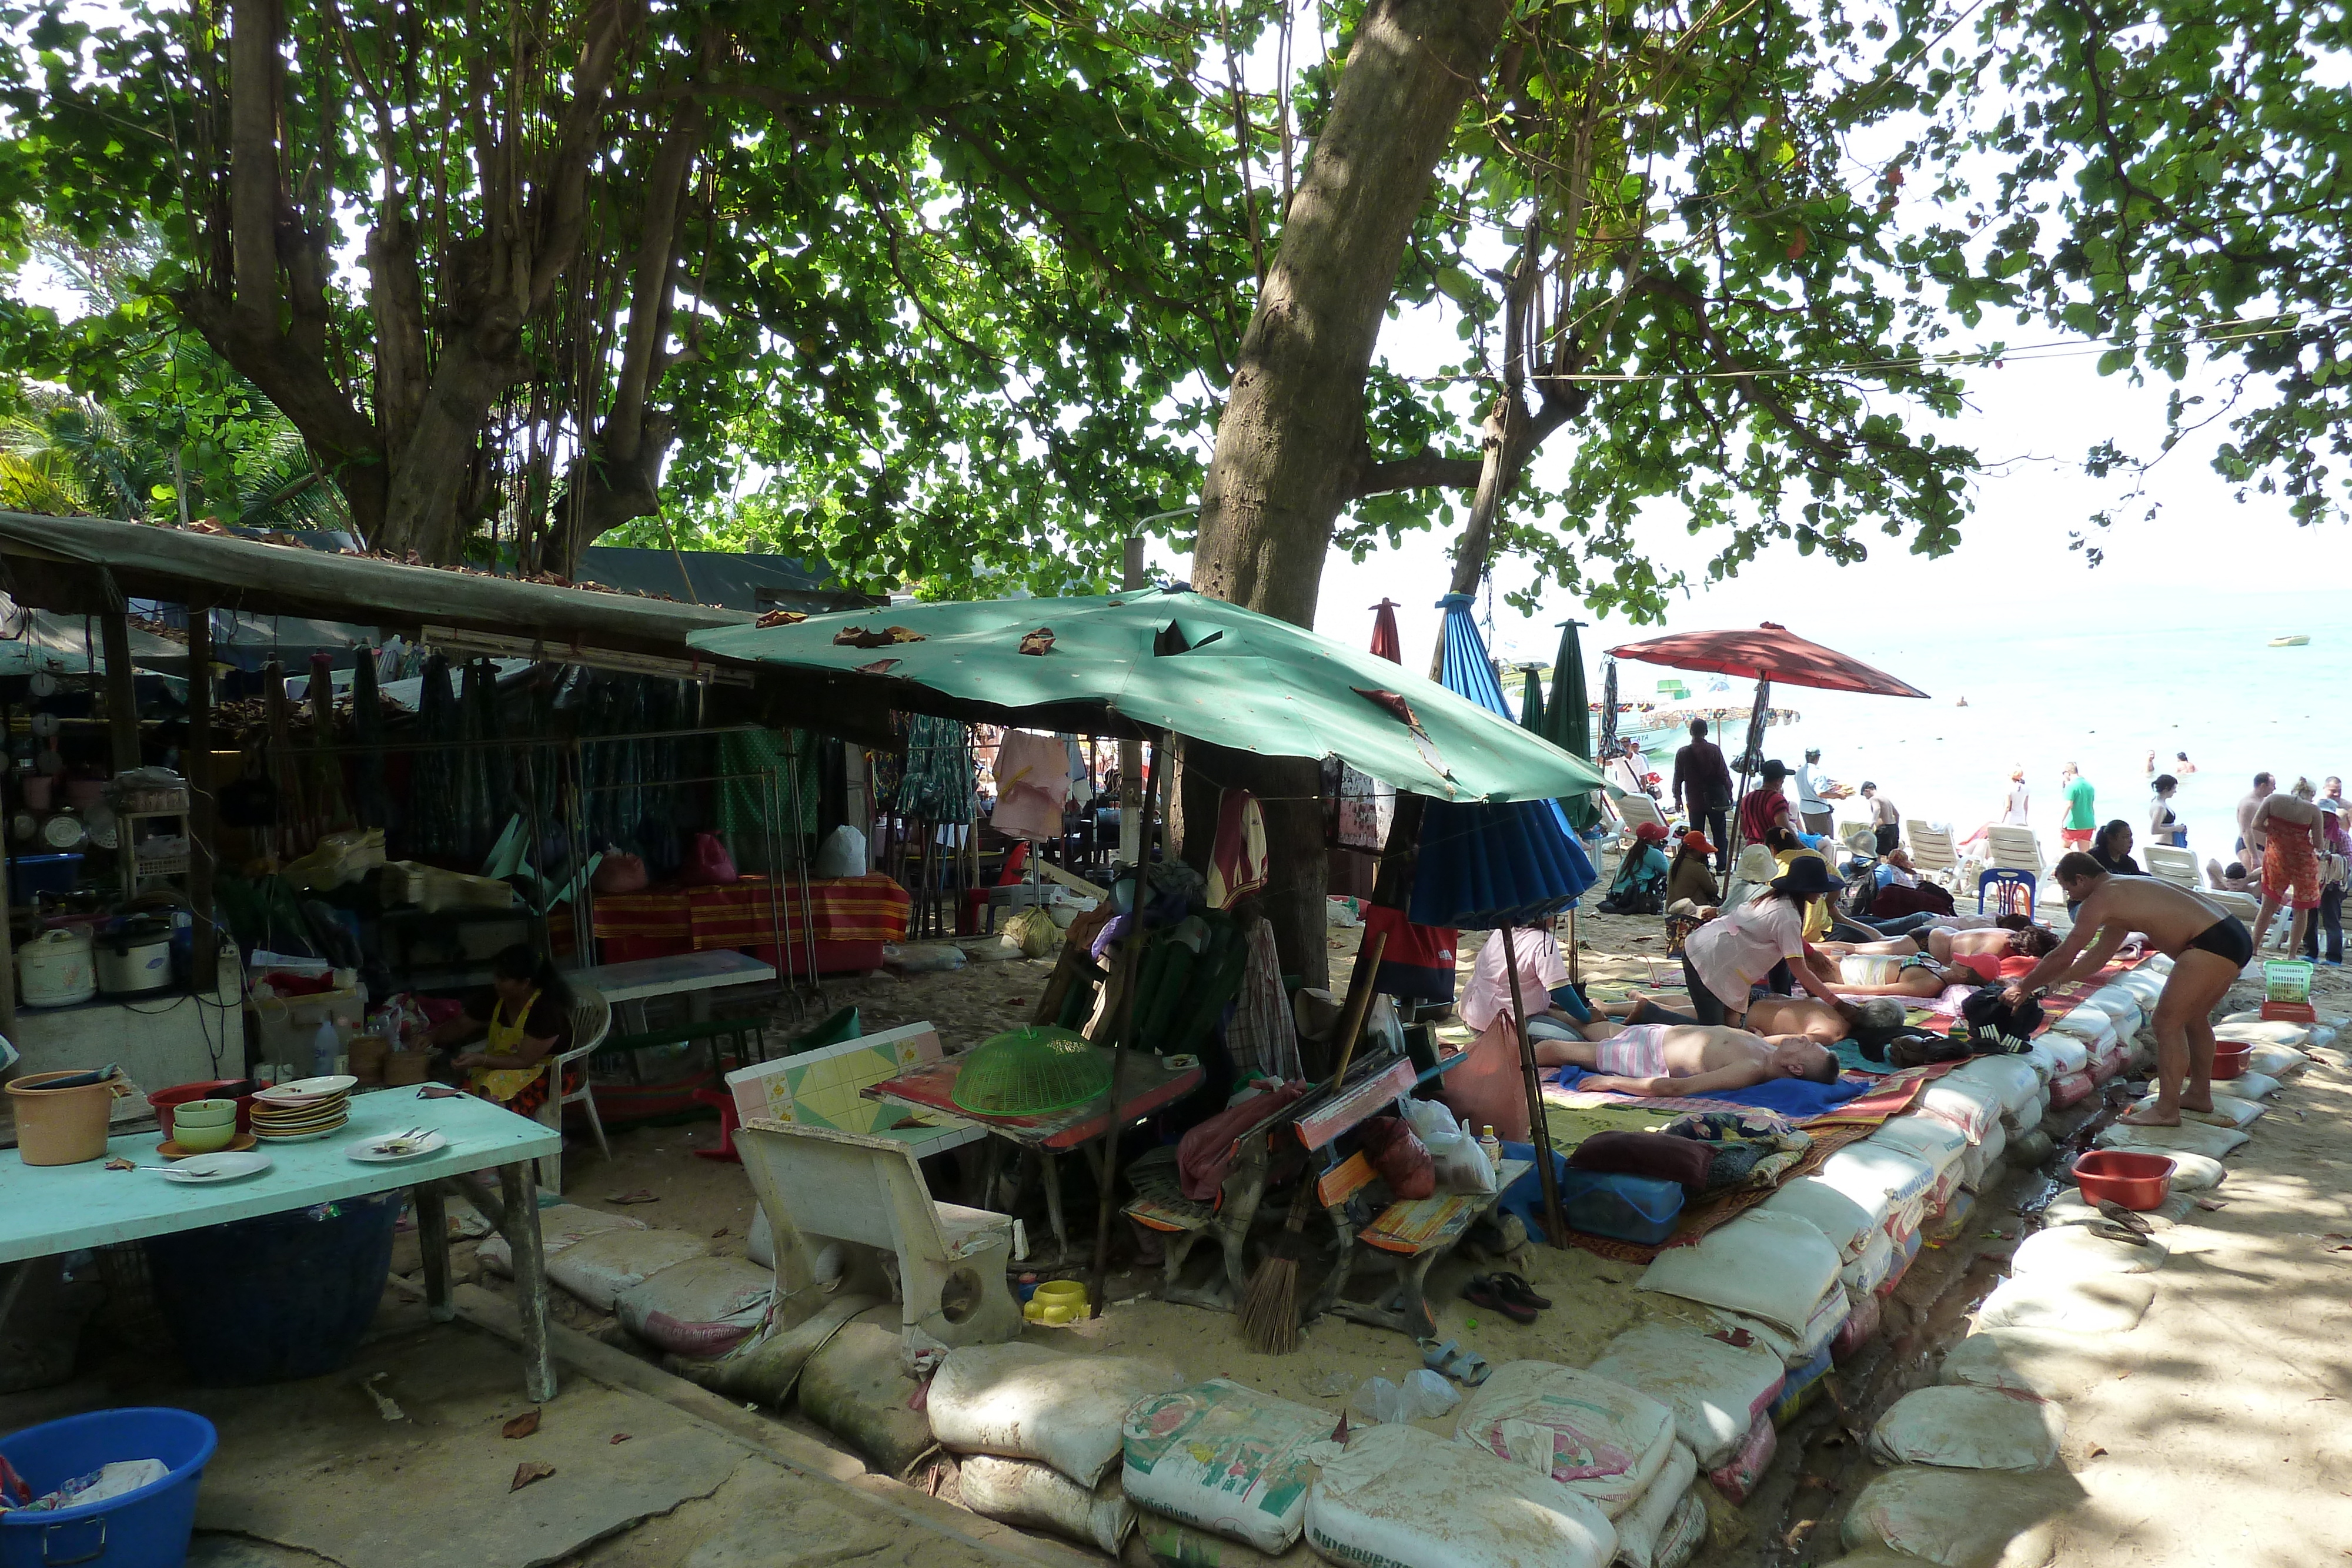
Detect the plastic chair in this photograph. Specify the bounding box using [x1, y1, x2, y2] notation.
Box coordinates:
[539, 984, 613, 1194]
[959, 840, 1029, 934]
[1978, 867, 2036, 917]
[1904, 820, 1962, 888]
[1985, 825, 2047, 877]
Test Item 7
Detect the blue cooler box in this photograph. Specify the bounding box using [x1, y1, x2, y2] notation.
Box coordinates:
[1555, 1169, 1686, 1245]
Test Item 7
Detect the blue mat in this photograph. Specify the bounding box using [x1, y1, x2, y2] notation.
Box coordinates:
[1551, 1064, 1870, 1119]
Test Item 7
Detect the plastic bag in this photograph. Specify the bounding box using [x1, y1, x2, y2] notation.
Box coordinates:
[814, 824, 868, 878]
[1404, 1098, 1495, 1195]
[1356, 1115, 1436, 1201]
[882, 942, 965, 973]
[1350, 1368, 1462, 1424]
[678, 831, 739, 887]
[591, 852, 649, 894]
[1001, 905, 1059, 959]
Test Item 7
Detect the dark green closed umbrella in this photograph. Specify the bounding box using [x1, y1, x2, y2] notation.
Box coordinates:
[1518, 664, 1546, 734]
[1540, 621, 1598, 830]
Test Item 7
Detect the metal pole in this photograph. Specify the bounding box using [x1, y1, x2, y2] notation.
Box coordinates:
[1499, 926, 1568, 1248]
[186, 604, 218, 994]
[1088, 735, 1169, 1318]
[1118, 536, 1145, 864]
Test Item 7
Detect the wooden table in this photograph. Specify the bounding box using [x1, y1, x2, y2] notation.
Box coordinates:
[575, 950, 778, 1032]
[0, 1089, 563, 1399]
[864, 1047, 1205, 1263]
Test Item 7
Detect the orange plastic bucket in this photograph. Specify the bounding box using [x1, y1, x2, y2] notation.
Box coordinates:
[6, 1069, 127, 1165]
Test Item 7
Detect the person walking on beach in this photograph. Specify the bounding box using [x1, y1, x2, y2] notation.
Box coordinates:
[1861, 782, 1901, 856]
[2304, 798, 2348, 966]
[2149, 774, 2187, 850]
[2059, 763, 2097, 852]
[1796, 749, 1839, 837]
[2237, 771, 2276, 867]
[2007, 855, 2248, 1127]
[1672, 718, 1734, 872]
[2250, 777, 2325, 957]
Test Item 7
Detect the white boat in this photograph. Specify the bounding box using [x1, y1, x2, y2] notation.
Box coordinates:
[2270, 634, 2310, 647]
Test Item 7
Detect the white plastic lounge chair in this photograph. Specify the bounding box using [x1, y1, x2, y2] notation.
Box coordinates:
[1903, 820, 1961, 888]
[1985, 825, 2047, 878]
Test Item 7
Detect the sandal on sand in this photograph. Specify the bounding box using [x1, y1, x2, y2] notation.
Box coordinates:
[1420, 1338, 1492, 1387]
[1462, 1276, 1539, 1324]
[1487, 1271, 1553, 1310]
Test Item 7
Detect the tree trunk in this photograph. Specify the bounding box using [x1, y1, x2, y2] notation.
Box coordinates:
[1189, 0, 1510, 984]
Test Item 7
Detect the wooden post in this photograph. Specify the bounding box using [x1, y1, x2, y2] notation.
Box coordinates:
[1499, 925, 1568, 1248]
[1117, 537, 1145, 864]
[185, 604, 218, 994]
[1087, 736, 1168, 1317]
[414, 1180, 453, 1323]
[499, 1159, 558, 1402]
[99, 610, 139, 775]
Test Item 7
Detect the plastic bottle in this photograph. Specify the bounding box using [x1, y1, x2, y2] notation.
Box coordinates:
[311, 1017, 339, 1078]
[1478, 1124, 1503, 1168]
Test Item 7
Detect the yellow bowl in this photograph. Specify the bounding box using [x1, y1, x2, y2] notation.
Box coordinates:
[1022, 1298, 1045, 1320]
[1033, 1280, 1087, 1309]
[1038, 1303, 1078, 1324]
[176, 1120, 238, 1153]
[172, 1099, 239, 1127]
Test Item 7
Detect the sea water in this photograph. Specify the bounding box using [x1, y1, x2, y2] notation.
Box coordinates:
[1587, 585, 2349, 862]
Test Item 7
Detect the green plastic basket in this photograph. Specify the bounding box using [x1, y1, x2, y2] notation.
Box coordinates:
[950, 1026, 1112, 1116]
[2264, 959, 2314, 1004]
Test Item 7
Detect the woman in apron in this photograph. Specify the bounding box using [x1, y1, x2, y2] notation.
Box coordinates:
[419, 944, 574, 1117]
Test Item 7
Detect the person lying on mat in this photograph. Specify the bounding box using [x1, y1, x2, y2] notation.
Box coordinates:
[1542, 1019, 1840, 1095]
[1602, 991, 1907, 1048]
[1818, 920, 2061, 980]
[2005, 854, 2249, 1127]
[1831, 953, 1975, 998]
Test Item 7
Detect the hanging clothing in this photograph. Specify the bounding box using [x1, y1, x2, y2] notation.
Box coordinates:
[990, 729, 1071, 840]
[1206, 789, 1269, 909]
[1063, 738, 1095, 808]
[1362, 904, 1458, 1004]
[895, 715, 977, 821]
[1224, 917, 1298, 1082]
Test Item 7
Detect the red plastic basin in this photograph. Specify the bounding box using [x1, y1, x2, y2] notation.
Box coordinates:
[2210, 1043, 2253, 1081]
[2072, 1149, 2176, 1211]
[149, 1079, 256, 1139]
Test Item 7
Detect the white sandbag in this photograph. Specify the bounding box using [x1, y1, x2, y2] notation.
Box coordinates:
[2094, 1119, 2248, 1160]
[1653, 1491, 1707, 1568]
[613, 1256, 774, 1358]
[1870, 1386, 2065, 1472]
[1585, 1323, 1786, 1470]
[2241, 1042, 2311, 1075]
[1454, 1362, 1677, 1519]
[476, 1202, 647, 1278]
[2229, 1070, 2282, 1101]
[2047, 1008, 2116, 1051]
[1948, 1056, 2041, 1118]
[2041, 1185, 2195, 1229]
[2113, 1148, 2225, 1190]
[1841, 1466, 2074, 1568]
[934, 1343, 1181, 1487]
[957, 1455, 1134, 1556]
[1976, 1273, 2156, 1334]
[1916, 1076, 2002, 1145]
[1817, 1145, 1936, 1235]
[1869, 1117, 1969, 1209]
[1939, 1328, 2123, 1401]
[508, 1226, 712, 1312]
[1303, 1422, 1616, 1568]
[1611, 1443, 1698, 1568]
[2214, 1017, 2312, 1047]
[2009, 1226, 2166, 1280]
[2130, 1090, 2264, 1129]
[2024, 1030, 2087, 1079]
[1756, 1176, 1879, 1260]
[1123, 1380, 1332, 1553]
[1842, 1226, 1896, 1297]
[1637, 1211, 1841, 1338]
[1715, 1281, 1851, 1369]
[2086, 984, 2144, 1027]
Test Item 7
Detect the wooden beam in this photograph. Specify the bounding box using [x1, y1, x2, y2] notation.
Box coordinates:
[1037, 860, 1107, 901]
[99, 610, 139, 775]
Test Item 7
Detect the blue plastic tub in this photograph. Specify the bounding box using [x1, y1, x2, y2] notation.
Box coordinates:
[5, 854, 83, 901]
[1555, 1168, 1686, 1245]
[0, 1407, 216, 1568]
[143, 1191, 401, 1385]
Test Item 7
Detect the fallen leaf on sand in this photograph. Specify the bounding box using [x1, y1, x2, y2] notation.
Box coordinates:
[610, 1433, 632, 1445]
[502, 1409, 541, 1439]
[607, 1189, 659, 1205]
[511, 1461, 556, 1492]
[711, 1227, 730, 1238]
[2086, 1444, 2107, 1458]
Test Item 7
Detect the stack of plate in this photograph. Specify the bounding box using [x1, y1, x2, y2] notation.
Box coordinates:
[250, 1074, 358, 1142]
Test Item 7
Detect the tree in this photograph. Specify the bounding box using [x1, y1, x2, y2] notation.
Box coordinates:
[0, 0, 1262, 577]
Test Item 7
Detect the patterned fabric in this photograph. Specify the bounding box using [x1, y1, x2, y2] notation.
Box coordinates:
[1224, 916, 1297, 1081]
[1658, 1108, 1807, 1148]
[593, 873, 910, 948]
[716, 728, 820, 871]
[896, 714, 977, 821]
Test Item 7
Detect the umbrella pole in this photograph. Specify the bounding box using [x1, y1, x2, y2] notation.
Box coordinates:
[1500, 926, 1569, 1249]
[1728, 674, 1773, 863]
[1088, 735, 1170, 1318]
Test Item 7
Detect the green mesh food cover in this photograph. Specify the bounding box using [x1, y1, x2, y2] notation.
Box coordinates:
[951, 1025, 1112, 1116]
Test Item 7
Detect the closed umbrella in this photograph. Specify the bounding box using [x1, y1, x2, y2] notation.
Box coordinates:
[1539, 621, 1598, 832]
[1518, 666, 1545, 734]
[1369, 600, 1403, 666]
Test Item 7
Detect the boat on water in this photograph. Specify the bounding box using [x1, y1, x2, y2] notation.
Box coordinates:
[2270, 634, 2311, 647]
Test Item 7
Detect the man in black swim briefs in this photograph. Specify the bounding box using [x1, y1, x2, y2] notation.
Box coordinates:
[2005, 852, 2249, 1128]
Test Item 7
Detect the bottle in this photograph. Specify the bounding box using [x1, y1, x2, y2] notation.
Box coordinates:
[312, 1017, 339, 1078]
[1479, 1124, 1503, 1168]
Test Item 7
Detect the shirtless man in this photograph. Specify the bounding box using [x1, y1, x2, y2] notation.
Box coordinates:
[2004, 852, 2250, 1126]
[1540, 1018, 1839, 1095]
[1599, 991, 1903, 1047]
[2236, 771, 2275, 865]
[1833, 954, 1973, 999]
[1819, 921, 2061, 982]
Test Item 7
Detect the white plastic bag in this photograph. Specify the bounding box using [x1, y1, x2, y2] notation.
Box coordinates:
[1351, 1368, 1462, 1424]
[1122, 1380, 1332, 1553]
[1404, 1097, 1496, 1195]
[1584, 1322, 1786, 1471]
[814, 824, 868, 878]
[957, 1455, 1134, 1556]
[1305, 1423, 1617, 1568]
[1637, 1211, 1842, 1338]
[1869, 1386, 2064, 1472]
[931, 1343, 1181, 1487]
[1452, 1362, 1676, 1519]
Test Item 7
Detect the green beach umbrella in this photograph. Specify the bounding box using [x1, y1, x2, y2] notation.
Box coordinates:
[689, 587, 1608, 803]
[1541, 620, 1599, 830]
[1518, 665, 1546, 734]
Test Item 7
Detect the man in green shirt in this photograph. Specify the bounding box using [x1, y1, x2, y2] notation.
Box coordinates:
[2060, 764, 2097, 851]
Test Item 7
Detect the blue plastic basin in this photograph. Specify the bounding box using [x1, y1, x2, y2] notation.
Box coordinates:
[0, 1406, 216, 1568]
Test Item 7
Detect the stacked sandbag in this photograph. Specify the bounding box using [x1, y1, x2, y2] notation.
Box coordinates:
[1867, 1116, 1970, 1214]
[1869, 1386, 2066, 1471]
[1638, 1212, 1844, 1367]
[1452, 1361, 1681, 1522]
[476, 1202, 645, 1276]
[1915, 1074, 2003, 1169]
[1940, 1327, 2120, 1401]
[928, 1343, 1180, 1554]
[1813, 1144, 1938, 1299]
[2093, 1118, 2249, 1161]
[1756, 1177, 1879, 1264]
[2008, 1226, 2166, 1280]
[476, 1204, 716, 1313]
[1584, 1322, 1786, 1470]
[2042, 1185, 2196, 1229]
[1123, 1379, 1334, 1554]
[1946, 1055, 2044, 1138]
[613, 1256, 774, 1358]
[1841, 1466, 2078, 1567]
[1304, 1423, 1620, 1568]
[1976, 1272, 2157, 1333]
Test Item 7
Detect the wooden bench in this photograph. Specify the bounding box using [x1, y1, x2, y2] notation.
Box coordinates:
[1325, 1155, 1533, 1339]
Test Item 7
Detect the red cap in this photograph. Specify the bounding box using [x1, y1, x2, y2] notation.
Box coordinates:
[1633, 821, 1670, 842]
[1682, 830, 1716, 854]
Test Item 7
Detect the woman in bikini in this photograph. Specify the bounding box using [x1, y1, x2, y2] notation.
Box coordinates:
[1818, 921, 2059, 982]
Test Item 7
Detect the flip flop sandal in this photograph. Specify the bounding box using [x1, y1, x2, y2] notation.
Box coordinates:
[1461, 1276, 1539, 1324]
[1419, 1338, 1492, 1387]
[1487, 1271, 1553, 1310]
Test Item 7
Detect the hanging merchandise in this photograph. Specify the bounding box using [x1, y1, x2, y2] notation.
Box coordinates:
[1205, 789, 1268, 909]
[717, 729, 820, 874]
[991, 729, 1071, 841]
[1224, 916, 1297, 1081]
[894, 714, 977, 822]
[350, 646, 395, 835]
[1063, 737, 1095, 808]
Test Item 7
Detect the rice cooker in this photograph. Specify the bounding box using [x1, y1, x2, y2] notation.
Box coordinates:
[17, 927, 96, 1008]
[96, 917, 175, 997]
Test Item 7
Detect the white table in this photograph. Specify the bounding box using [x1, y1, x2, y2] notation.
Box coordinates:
[0, 1089, 564, 1398]
[574, 951, 778, 1032]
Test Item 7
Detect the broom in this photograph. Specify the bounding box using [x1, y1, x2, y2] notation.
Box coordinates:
[1237, 930, 1387, 1354]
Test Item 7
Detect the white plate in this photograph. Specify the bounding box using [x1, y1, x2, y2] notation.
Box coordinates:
[345, 1129, 448, 1163]
[253, 1118, 348, 1144]
[162, 1150, 275, 1183]
[256, 1075, 357, 1104]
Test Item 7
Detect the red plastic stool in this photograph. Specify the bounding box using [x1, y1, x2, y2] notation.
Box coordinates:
[690, 1086, 743, 1162]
